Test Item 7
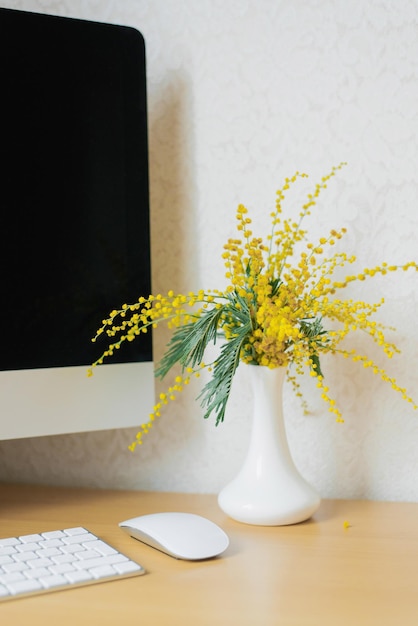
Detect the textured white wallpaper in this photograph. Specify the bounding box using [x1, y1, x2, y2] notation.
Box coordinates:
[1, 0, 418, 503]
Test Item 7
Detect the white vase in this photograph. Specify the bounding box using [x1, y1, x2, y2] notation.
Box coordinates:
[218, 364, 320, 525]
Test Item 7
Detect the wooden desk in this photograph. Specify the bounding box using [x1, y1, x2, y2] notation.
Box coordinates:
[1, 483, 417, 625]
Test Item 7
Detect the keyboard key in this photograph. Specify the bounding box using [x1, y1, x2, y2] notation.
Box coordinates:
[40, 574, 69, 589]
[0, 546, 17, 556]
[0, 572, 27, 585]
[50, 553, 76, 564]
[25, 567, 52, 579]
[65, 569, 94, 584]
[0, 538, 20, 547]
[20, 534, 43, 543]
[64, 527, 88, 537]
[41, 531, 66, 540]
[60, 544, 86, 554]
[49, 563, 76, 575]
[74, 553, 127, 571]
[35, 547, 62, 558]
[16, 542, 41, 552]
[62, 533, 97, 545]
[77, 549, 102, 560]
[29, 557, 54, 568]
[90, 565, 117, 579]
[87, 540, 118, 556]
[114, 560, 144, 575]
[7, 578, 43, 595]
[37, 538, 64, 549]
[13, 551, 38, 562]
[2, 562, 30, 573]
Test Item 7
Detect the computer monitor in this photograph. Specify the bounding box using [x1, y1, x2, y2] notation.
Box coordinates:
[0, 8, 154, 439]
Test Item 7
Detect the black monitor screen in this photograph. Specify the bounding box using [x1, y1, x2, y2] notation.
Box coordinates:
[0, 8, 151, 370]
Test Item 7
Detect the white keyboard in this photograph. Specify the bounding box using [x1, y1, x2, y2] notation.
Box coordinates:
[0, 526, 145, 601]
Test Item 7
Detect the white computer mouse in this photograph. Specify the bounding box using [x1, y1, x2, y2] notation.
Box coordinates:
[119, 512, 229, 561]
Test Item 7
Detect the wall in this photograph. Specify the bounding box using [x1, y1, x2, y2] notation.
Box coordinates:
[1, 0, 418, 502]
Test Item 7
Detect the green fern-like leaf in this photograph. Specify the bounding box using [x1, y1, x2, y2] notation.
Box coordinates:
[156, 291, 254, 425]
[299, 317, 329, 378]
[198, 321, 252, 426]
[155, 306, 226, 379]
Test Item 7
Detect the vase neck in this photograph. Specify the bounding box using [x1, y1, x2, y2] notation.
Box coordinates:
[246, 364, 290, 448]
[247, 364, 286, 401]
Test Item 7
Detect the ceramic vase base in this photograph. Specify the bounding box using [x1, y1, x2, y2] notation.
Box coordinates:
[218, 480, 320, 526]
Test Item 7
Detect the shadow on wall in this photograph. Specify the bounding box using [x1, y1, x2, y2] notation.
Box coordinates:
[150, 75, 199, 284]
[0, 72, 200, 488]
[148, 73, 200, 361]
